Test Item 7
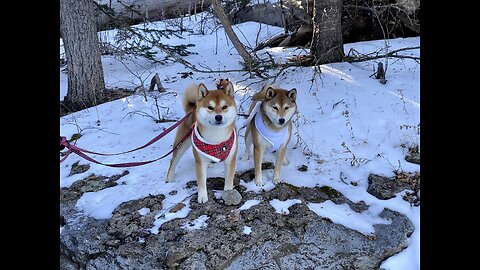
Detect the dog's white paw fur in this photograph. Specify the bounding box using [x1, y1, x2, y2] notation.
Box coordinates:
[197, 191, 208, 203]
[166, 173, 175, 183]
[255, 178, 264, 186]
[273, 177, 281, 184]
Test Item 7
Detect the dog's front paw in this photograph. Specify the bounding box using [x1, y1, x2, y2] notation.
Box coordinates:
[273, 177, 281, 184]
[255, 178, 264, 186]
[197, 191, 208, 204]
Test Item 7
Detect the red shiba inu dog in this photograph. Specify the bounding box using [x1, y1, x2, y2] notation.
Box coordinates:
[166, 80, 238, 203]
[243, 85, 297, 186]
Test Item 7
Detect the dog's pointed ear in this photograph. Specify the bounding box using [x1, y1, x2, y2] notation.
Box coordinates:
[197, 83, 209, 101]
[287, 88, 297, 102]
[223, 81, 235, 97]
[265, 87, 275, 100]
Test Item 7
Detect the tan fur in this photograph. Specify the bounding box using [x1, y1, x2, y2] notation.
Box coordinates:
[243, 85, 297, 186]
[166, 82, 238, 203]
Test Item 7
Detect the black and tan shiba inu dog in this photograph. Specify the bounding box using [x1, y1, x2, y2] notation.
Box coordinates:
[243, 85, 297, 186]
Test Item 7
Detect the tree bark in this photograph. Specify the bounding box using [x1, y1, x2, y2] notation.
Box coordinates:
[61, 0, 105, 111]
[212, 0, 255, 67]
[310, 0, 344, 64]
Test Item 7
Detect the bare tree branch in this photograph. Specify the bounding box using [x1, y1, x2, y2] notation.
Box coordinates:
[345, 46, 420, 63]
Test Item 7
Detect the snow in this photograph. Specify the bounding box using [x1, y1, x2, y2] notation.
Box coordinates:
[242, 226, 252, 235]
[307, 200, 391, 236]
[138, 207, 150, 216]
[269, 199, 302, 215]
[238, 199, 261, 211]
[60, 12, 419, 269]
[181, 215, 209, 231]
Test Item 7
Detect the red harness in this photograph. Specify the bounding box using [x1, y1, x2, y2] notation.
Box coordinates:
[191, 123, 235, 163]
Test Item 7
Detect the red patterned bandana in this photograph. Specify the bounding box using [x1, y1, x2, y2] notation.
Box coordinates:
[191, 123, 235, 163]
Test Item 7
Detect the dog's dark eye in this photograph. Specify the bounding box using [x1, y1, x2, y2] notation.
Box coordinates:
[273, 106, 278, 111]
[285, 107, 289, 110]
[207, 106, 214, 110]
[222, 105, 227, 110]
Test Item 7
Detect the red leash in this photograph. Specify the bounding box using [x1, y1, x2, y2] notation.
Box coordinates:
[62, 112, 192, 156]
[60, 112, 192, 167]
[61, 129, 192, 167]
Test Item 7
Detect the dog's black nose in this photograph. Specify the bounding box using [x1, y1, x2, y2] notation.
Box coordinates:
[279, 118, 285, 125]
[215, 115, 223, 122]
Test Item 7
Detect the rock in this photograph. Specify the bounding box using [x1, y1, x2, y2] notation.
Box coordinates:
[61, 177, 416, 270]
[226, 206, 414, 270]
[207, 177, 227, 190]
[236, 162, 274, 183]
[107, 194, 165, 242]
[226, 210, 241, 223]
[405, 153, 420, 164]
[367, 174, 410, 200]
[298, 165, 308, 172]
[169, 202, 186, 213]
[60, 173, 126, 203]
[222, 189, 242, 206]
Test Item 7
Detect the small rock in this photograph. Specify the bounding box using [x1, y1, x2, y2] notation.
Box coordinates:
[222, 189, 242, 206]
[350, 200, 368, 213]
[405, 153, 420, 164]
[298, 165, 308, 172]
[169, 203, 186, 213]
[68, 161, 90, 176]
[186, 181, 196, 189]
[169, 190, 178, 196]
[60, 215, 66, 226]
[367, 174, 409, 200]
[226, 209, 241, 223]
[235, 162, 274, 183]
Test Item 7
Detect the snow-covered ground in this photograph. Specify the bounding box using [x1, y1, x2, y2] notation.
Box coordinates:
[60, 13, 419, 269]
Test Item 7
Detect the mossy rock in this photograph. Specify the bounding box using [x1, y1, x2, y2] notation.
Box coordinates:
[68, 161, 90, 176]
[319, 186, 342, 199]
[69, 133, 82, 142]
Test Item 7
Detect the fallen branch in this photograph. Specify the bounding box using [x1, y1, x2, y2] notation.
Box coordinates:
[345, 46, 420, 63]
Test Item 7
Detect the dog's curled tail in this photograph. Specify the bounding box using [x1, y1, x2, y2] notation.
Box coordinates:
[182, 84, 198, 112]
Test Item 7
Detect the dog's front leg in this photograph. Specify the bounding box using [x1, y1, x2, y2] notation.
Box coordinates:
[254, 146, 265, 186]
[195, 155, 209, 203]
[223, 148, 237, 191]
[242, 126, 252, 161]
[166, 131, 192, 182]
[273, 144, 288, 184]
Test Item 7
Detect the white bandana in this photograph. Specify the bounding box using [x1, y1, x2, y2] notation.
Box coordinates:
[254, 112, 289, 152]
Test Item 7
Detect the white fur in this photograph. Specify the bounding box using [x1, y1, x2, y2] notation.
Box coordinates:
[197, 106, 236, 142]
[264, 103, 296, 128]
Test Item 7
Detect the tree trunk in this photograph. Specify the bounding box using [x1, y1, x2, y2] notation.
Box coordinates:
[212, 0, 255, 67]
[61, 0, 105, 111]
[310, 0, 344, 64]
